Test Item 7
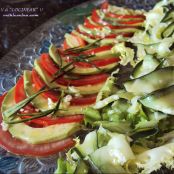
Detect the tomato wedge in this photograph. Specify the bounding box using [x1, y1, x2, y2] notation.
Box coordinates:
[63, 40, 70, 50]
[32, 69, 59, 102]
[14, 77, 26, 103]
[21, 115, 84, 127]
[70, 94, 96, 106]
[119, 19, 144, 25]
[74, 57, 119, 68]
[91, 9, 108, 25]
[84, 18, 103, 29]
[40, 53, 59, 75]
[57, 73, 109, 86]
[0, 94, 76, 156]
[39, 54, 109, 86]
[84, 45, 113, 55]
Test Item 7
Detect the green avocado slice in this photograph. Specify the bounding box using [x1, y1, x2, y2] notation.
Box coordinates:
[71, 62, 118, 75]
[24, 70, 54, 111]
[1, 86, 81, 144]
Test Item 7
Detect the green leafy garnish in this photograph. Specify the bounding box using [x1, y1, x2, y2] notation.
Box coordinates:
[3, 87, 56, 119]
[5, 90, 64, 124]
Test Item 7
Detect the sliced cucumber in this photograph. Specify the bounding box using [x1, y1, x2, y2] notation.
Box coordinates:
[132, 55, 160, 78]
[76, 131, 98, 157]
[161, 21, 174, 38]
[90, 146, 126, 174]
[161, 8, 174, 23]
[90, 134, 134, 174]
[140, 85, 174, 115]
[124, 66, 174, 95]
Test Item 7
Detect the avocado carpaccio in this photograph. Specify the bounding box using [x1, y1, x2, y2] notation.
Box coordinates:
[0, 1, 145, 156]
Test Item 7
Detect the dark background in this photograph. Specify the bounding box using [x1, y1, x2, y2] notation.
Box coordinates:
[0, 0, 89, 58]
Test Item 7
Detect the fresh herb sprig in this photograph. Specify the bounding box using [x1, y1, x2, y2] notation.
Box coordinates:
[3, 87, 58, 119]
[71, 54, 102, 71]
[6, 91, 64, 124]
[2, 63, 71, 121]
[64, 39, 102, 54]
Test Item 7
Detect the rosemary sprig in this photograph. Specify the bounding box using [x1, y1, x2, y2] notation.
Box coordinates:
[64, 39, 102, 54]
[53, 54, 102, 77]
[52, 40, 103, 77]
[52, 90, 64, 115]
[51, 66, 75, 83]
[56, 49, 63, 67]
[3, 87, 58, 119]
[6, 91, 65, 124]
[6, 109, 53, 124]
[53, 61, 74, 77]
[71, 54, 102, 72]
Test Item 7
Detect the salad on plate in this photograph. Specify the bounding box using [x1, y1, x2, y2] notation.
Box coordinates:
[0, 0, 174, 174]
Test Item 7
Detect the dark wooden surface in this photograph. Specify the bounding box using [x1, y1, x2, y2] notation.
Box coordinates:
[0, 0, 88, 58]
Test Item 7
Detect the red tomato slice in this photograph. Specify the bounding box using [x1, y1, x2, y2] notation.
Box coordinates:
[106, 12, 145, 19]
[105, 33, 134, 38]
[32, 69, 59, 102]
[84, 45, 113, 55]
[21, 114, 84, 127]
[40, 53, 59, 75]
[63, 40, 70, 50]
[119, 19, 144, 25]
[92, 9, 108, 25]
[0, 94, 76, 156]
[39, 54, 109, 86]
[14, 77, 26, 103]
[70, 94, 96, 106]
[84, 18, 103, 29]
[58, 73, 109, 86]
[74, 57, 119, 68]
